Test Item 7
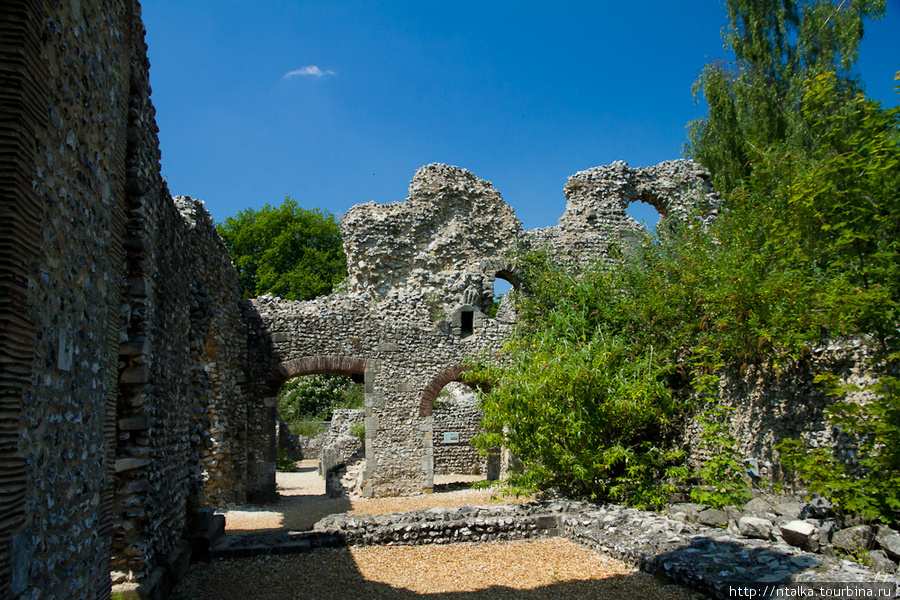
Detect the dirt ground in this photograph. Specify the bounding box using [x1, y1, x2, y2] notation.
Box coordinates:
[221, 460, 523, 532]
[174, 462, 699, 600]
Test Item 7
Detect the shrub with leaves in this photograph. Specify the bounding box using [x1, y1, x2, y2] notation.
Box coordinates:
[278, 374, 363, 435]
[778, 373, 900, 524]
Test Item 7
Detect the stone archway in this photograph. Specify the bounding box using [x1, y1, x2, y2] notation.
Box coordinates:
[418, 365, 498, 489]
[247, 354, 369, 503]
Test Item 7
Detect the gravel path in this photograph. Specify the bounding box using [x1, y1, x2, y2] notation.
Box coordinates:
[222, 461, 534, 532]
[172, 538, 699, 600]
[182, 465, 699, 599]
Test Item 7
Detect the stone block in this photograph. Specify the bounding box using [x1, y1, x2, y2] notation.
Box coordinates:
[775, 501, 803, 520]
[121, 365, 150, 385]
[832, 525, 875, 554]
[865, 550, 897, 574]
[742, 497, 775, 516]
[119, 337, 150, 356]
[876, 528, 900, 561]
[739, 516, 774, 540]
[698, 508, 728, 528]
[780, 520, 819, 552]
[118, 416, 149, 431]
[270, 332, 291, 342]
[115, 458, 150, 472]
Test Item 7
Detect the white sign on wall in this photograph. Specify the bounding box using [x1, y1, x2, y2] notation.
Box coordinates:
[443, 432, 460, 444]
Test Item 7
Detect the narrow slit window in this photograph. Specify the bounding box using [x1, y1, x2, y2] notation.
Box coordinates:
[460, 310, 474, 337]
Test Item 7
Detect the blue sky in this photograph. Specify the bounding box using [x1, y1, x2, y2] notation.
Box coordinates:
[142, 1, 899, 231]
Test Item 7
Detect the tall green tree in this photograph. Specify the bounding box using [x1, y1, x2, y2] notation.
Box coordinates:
[685, 0, 885, 193]
[217, 197, 347, 300]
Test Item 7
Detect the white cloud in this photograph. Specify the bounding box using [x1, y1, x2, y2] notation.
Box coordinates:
[283, 65, 335, 78]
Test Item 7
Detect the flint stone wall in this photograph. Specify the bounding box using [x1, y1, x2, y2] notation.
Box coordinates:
[524, 159, 720, 262]
[318, 409, 364, 476]
[683, 339, 885, 483]
[1, 2, 248, 597]
[432, 383, 488, 476]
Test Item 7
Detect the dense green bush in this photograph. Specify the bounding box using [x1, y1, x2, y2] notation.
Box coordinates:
[278, 374, 364, 435]
[467, 72, 899, 516]
[217, 196, 346, 300]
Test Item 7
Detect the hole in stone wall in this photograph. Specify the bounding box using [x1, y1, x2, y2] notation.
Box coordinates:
[626, 200, 661, 230]
[460, 310, 474, 337]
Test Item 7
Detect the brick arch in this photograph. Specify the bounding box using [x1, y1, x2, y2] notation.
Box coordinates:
[419, 364, 475, 417]
[276, 355, 367, 385]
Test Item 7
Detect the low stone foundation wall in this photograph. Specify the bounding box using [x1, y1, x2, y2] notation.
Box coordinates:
[313, 504, 560, 546]
[209, 499, 898, 599]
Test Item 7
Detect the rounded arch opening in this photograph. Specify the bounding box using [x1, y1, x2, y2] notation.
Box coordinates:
[419, 365, 499, 486]
[626, 199, 662, 230]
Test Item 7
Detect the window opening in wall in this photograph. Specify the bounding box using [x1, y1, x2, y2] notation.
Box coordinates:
[460, 310, 474, 337]
[626, 200, 661, 230]
[490, 273, 518, 320]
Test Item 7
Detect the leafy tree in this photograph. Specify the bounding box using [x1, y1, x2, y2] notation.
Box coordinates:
[685, 0, 885, 193]
[217, 196, 347, 300]
[278, 374, 364, 436]
[468, 73, 899, 515]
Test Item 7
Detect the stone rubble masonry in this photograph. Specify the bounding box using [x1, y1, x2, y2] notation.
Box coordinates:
[524, 159, 721, 264]
[318, 408, 364, 476]
[432, 383, 490, 476]
[2, 0, 889, 598]
[1, 1, 247, 597]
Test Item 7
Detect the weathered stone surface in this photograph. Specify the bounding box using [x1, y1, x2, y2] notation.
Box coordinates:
[866, 550, 898, 574]
[698, 508, 728, 528]
[742, 497, 775, 517]
[781, 521, 819, 552]
[832, 525, 875, 554]
[739, 516, 774, 540]
[877, 529, 900, 561]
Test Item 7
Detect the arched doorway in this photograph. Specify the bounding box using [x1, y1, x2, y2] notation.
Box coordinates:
[419, 365, 499, 492]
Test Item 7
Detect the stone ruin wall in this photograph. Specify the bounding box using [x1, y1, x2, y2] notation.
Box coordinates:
[0, 1, 249, 597]
[340, 163, 525, 322]
[682, 340, 885, 484]
[525, 159, 720, 262]
[0, 0, 886, 596]
[245, 292, 514, 498]
[431, 383, 490, 476]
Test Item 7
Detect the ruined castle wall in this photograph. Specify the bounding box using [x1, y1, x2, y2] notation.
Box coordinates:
[524, 160, 720, 264]
[683, 341, 882, 483]
[2, 1, 135, 597]
[247, 293, 512, 498]
[0, 2, 250, 596]
[432, 388, 487, 476]
[175, 197, 250, 507]
[340, 164, 524, 322]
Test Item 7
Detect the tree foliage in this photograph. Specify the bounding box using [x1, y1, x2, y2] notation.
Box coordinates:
[468, 71, 899, 517]
[278, 374, 364, 435]
[685, 0, 886, 193]
[217, 196, 347, 300]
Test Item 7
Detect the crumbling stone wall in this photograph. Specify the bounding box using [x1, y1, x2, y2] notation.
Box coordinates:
[525, 160, 720, 263]
[683, 340, 883, 484]
[245, 292, 513, 498]
[340, 163, 525, 321]
[432, 383, 488, 476]
[1, 2, 249, 597]
[244, 160, 724, 501]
